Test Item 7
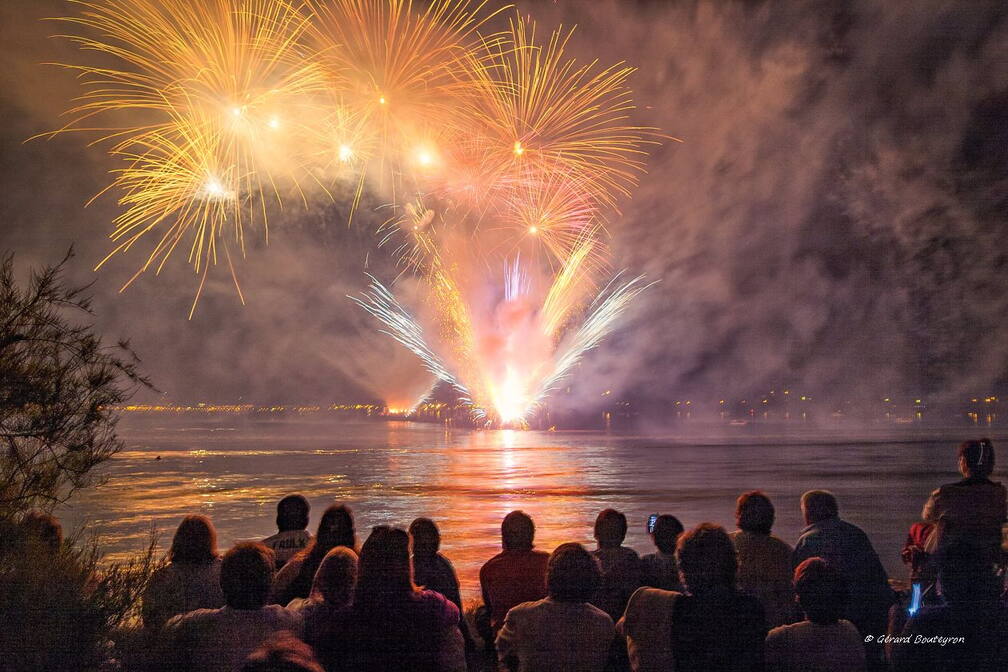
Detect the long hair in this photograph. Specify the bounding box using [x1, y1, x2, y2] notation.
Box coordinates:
[283, 504, 356, 603]
[354, 526, 418, 608]
[168, 515, 218, 564]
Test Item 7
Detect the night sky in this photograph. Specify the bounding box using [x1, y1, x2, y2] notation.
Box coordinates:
[1, 0, 1006, 407]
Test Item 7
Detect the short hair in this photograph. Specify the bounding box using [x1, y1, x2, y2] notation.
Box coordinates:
[959, 439, 995, 478]
[793, 557, 847, 624]
[801, 490, 839, 523]
[676, 523, 737, 592]
[652, 515, 684, 554]
[594, 509, 628, 547]
[501, 510, 535, 551]
[169, 515, 218, 564]
[408, 517, 440, 555]
[20, 510, 63, 553]
[276, 495, 310, 532]
[547, 543, 600, 602]
[241, 632, 324, 672]
[310, 546, 358, 606]
[221, 542, 275, 610]
[736, 491, 775, 534]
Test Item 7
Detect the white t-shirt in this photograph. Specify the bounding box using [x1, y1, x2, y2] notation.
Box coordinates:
[261, 530, 312, 567]
[496, 597, 614, 672]
[765, 619, 866, 672]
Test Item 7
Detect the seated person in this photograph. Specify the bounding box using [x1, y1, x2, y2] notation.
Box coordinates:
[287, 546, 358, 672]
[730, 491, 795, 627]
[163, 542, 301, 672]
[262, 495, 313, 568]
[480, 511, 550, 639]
[640, 514, 683, 592]
[241, 632, 324, 672]
[591, 508, 641, 621]
[496, 542, 614, 672]
[765, 557, 866, 672]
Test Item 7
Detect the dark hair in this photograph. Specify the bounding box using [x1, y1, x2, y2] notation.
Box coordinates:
[547, 543, 600, 602]
[283, 504, 356, 603]
[311, 546, 358, 606]
[652, 515, 684, 554]
[801, 490, 839, 524]
[594, 508, 628, 548]
[276, 495, 310, 532]
[241, 632, 324, 672]
[959, 439, 995, 478]
[221, 542, 275, 610]
[355, 526, 418, 607]
[501, 510, 535, 551]
[793, 557, 847, 624]
[676, 523, 737, 593]
[736, 491, 775, 535]
[168, 515, 219, 564]
[20, 510, 63, 553]
[408, 517, 440, 556]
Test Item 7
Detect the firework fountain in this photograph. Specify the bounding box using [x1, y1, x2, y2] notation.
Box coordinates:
[50, 0, 666, 427]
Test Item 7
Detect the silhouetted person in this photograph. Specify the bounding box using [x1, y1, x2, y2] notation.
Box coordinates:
[272, 504, 356, 605]
[19, 510, 63, 553]
[765, 557, 866, 672]
[163, 542, 301, 672]
[496, 542, 614, 672]
[730, 491, 794, 627]
[263, 495, 313, 568]
[893, 542, 1008, 671]
[791, 490, 893, 672]
[591, 508, 641, 621]
[352, 526, 464, 672]
[143, 514, 225, 630]
[409, 516, 475, 651]
[921, 439, 1006, 559]
[640, 514, 684, 592]
[242, 632, 324, 672]
[480, 511, 550, 640]
[673, 523, 766, 671]
[287, 546, 358, 672]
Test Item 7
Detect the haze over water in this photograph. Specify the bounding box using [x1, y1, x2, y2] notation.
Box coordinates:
[57, 417, 997, 598]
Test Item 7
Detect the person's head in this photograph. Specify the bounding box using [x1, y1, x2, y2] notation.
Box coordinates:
[800, 490, 839, 525]
[651, 515, 684, 555]
[958, 438, 995, 479]
[408, 517, 440, 557]
[314, 504, 356, 554]
[221, 542, 275, 610]
[241, 632, 324, 672]
[310, 546, 358, 606]
[736, 491, 776, 535]
[547, 542, 600, 602]
[168, 514, 218, 564]
[20, 510, 63, 553]
[501, 510, 535, 552]
[355, 526, 417, 604]
[793, 557, 848, 625]
[276, 495, 310, 533]
[676, 523, 737, 594]
[936, 542, 1002, 603]
[593, 508, 628, 548]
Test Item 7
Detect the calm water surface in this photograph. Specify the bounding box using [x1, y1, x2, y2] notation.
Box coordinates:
[57, 417, 989, 598]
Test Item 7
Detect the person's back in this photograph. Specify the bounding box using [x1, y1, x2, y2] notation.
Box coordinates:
[496, 543, 614, 672]
[616, 586, 679, 672]
[263, 495, 313, 569]
[591, 509, 641, 621]
[480, 511, 550, 633]
[765, 558, 866, 672]
[731, 491, 795, 628]
[287, 546, 359, 672]
[639, 514, 683, 592]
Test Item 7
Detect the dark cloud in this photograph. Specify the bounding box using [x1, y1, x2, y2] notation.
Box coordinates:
[1, 0, 1006, 406]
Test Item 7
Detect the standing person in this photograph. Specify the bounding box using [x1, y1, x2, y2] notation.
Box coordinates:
[764, 558, 866, 672]
[479, 511, 550, 641]
[142, 515, 225, 630]
[287, 546, 359, 672]
[591, 508, 641, 621]
[639, 514, 684, 592]
[669, 523, 766, 672]
[351, 526, 465, 672]
[262, 495, 313, 569]
[730, 491, 795, 627]
[496, 542, 614, 672]
[791, 491, 894, 672]
[272, 504, 356, 605]
[162, 542, 301, 672]
[921, 438, 1006, 558]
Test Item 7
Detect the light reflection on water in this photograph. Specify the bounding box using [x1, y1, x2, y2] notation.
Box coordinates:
[58, 417, 970, 598]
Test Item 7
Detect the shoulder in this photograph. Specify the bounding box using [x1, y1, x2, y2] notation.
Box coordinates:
[768, 534, 793, 553]
[480, 551, 507, 575]
[262, 604, 302, 625]
[836, 619, 862, 638]
[416, 589, 460, 621]
[165, 607, 219, 630]
[766, 621, 800, 644]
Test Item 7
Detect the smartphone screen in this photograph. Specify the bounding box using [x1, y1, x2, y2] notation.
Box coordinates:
[647, 513, 659, 534]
